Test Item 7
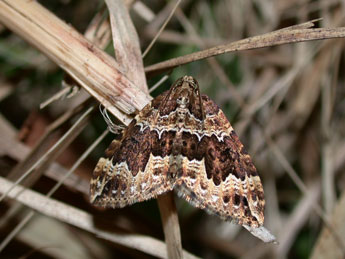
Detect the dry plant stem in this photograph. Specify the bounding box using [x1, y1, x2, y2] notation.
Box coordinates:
[8, 98, 92, 182]
[157, 192, 183, 259]
[0, 210, 35, 252]
[320, 46, 340, 215]
[132, 1, 155, 22]
[105, 0, 148, 93]
[44, 7, 113, 113]
[0, 100, 92, 235]
[149, 75, 170, 93]
[145, 25, 345, 77]
[0, 123, 89, 196]
[0, 106, 95, 203]
[0, 112, 89, 230]
[0, 130, 109, 252]
[0, 0, 151, 125]
[0, 177, 198, 259]
[321, 111, 336, 216]
[40, 86, 71, 109]
[38, 7, 113, 109]
[84, 8, 112, 49]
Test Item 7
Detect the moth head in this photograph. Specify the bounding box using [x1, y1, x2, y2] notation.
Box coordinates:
[173, 75, 200, 96]
[169, 76, 201, 110]
[181, 75, 199, 91]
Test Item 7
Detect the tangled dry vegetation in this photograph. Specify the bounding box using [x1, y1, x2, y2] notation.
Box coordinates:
[0, 0, 345, 258]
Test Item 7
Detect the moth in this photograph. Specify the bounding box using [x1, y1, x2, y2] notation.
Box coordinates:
[90, 76, 265, 228]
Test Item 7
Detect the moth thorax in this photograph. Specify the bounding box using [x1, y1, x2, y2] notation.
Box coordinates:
[176, 107, 188, 120]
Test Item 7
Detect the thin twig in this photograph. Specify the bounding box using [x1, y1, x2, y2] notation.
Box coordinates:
[142, 0, 182, 58]
[145, 25, 345, 76]
[157, 192, 183, 259]
[149, 75, 170, 93]
[39, 87, 71, 109]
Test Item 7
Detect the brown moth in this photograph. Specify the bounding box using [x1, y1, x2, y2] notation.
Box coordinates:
[90, 76, 265, 228]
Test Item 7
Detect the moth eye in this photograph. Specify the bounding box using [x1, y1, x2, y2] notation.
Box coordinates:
[177, 96, 189, 105]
